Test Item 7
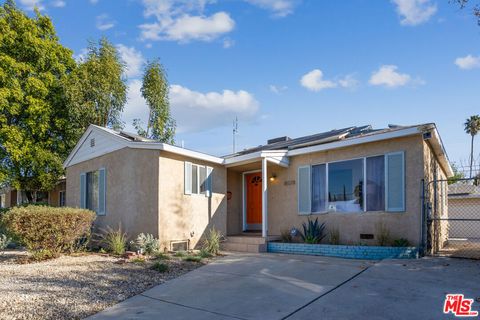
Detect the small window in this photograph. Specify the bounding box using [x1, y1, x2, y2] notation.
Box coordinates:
[184, 162, 213, 197]
[0, 194, 5, 208]
[191, 165, 199, 194]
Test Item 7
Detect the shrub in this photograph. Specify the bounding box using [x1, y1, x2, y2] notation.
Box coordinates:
[135, 233, 160, 255]
[329, 227, 340, 245]
[199, 249, 212, 258]
[2, 206, 95, 259]
[154, 252, 170, 260]
[174, 250, 186, 257]
[300, 218, 326, 244]
[0, 234, 10, 253]
[393, 238, 410, 247]
[202, 228, 222, 255]
[280, 229, 293, 243]
[183, 255, 202, 262]
[151, 261, 169, 273]
[375, 222, 391, 246]
[99, 225, 127, 256]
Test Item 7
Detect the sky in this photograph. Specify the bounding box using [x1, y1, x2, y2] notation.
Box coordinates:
[11, 0, 480, 166]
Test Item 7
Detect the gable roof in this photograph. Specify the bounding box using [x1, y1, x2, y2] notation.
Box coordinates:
[64, 123, 453, 177]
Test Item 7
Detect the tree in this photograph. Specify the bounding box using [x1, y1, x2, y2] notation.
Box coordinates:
[448, 163, 465, 184]
[453, 0, 480, 25]
[464, 115, 480, 178]
[0, 0, 76, 199]
[66, 37, 127, 136]
[134, 59, 176, 144]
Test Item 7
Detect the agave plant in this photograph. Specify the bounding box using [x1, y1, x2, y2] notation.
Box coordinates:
[300, 218, 326, 244]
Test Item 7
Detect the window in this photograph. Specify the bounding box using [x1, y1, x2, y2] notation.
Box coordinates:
[0, 194, 5, 208]
[297, 152, 405, 214]
[59, 191, 66, 207]
[184, 162, 213, 197]
[328, 159, 364, 212]
[80, 168, 106, 215]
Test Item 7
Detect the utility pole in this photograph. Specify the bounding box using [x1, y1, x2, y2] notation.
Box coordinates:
[233, 117, 238, 154]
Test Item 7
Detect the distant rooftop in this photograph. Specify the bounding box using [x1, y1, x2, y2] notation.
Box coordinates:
[225, 124, 425, 158]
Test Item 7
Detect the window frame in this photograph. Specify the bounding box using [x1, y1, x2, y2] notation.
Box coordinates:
[184, 162, 213, 197]
[300, 151, 405, 215]
[80, 168, 106, 215]
[59, 190, 66, 207]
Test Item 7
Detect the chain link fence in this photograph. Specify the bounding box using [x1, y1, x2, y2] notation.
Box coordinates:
[424, 178, 480, 259]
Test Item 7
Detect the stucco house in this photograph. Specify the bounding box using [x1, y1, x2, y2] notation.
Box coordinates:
[0, 179, 66, 209]
[63, 123, 452, 252]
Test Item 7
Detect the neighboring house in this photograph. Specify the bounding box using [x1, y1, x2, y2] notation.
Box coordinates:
[64, 123, 452, 252]
[0, 179, 66, 209]
[448, 184, 480, 239]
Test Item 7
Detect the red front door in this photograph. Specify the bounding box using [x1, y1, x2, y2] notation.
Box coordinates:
[246, 172, 262, 226]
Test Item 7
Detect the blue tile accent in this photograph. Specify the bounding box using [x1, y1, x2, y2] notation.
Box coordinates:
[267, 242, 418, 259]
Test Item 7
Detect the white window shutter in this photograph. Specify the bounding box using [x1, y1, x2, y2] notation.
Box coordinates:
[98, 168, 106, 215]
[386, 152, 405, 212]
[80, 173, 86, 209]
[184, 162, 192, 195]
[206, 166, 213, 197]
[298, 166, 311, 214]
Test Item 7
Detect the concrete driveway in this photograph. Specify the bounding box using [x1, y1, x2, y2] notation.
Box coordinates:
[89, 253, 480, 320]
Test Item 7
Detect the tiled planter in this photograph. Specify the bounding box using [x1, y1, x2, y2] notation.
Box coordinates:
[267, 242, 418, 260]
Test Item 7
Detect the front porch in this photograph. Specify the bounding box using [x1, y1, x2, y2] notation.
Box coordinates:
[223, 151, 289, 252]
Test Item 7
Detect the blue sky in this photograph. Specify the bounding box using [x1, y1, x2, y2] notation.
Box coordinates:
[13, 0, 480, 165]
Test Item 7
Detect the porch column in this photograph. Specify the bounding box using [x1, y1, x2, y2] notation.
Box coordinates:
[262, 157, 268, 238]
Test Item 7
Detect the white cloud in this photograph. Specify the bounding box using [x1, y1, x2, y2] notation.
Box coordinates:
[269, 84, 287, 94]
[139, 0, 235, 42]
[245, 0, 298, 17]
[170, 85, 259, 132]
[392, 0, 437, 26]
[338, 74, 359, 89]
[223, 37, 235, 48]
[116, 44, 145, 78]
[51, 0, 65, 7]
[300, 69, 337, 91]
[123, 79, 150, 130]
[96, 14, 116, 31]
[455, 54, 480, 70]
[19, 0, 45, 11]
[73, 48, 88, 63]
[369, 65, 415, 88]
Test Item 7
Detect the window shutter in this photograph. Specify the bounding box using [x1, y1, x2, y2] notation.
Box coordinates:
[80, 173, 86, 209]
[298, 166, 311, 214]
[98, 168, 106, 215]
[184, 162, 192, 195]
[206, 166, 213, 197]
[386, 152, 405, 212]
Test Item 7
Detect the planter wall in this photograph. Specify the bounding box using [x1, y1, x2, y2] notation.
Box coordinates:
[267, 242, 418, 260]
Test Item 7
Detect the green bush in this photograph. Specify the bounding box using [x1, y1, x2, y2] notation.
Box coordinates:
[0, 234, 10, 253]
[393, 238, 410, 247]
[154, 252, 170, 260]
[99, 225, 127, 256]
[183, 255, 202, 262]
[300, 218, 326, 244]
[202, 228, 222, 255]
[151, 261, 169, 273]
[2, 206, 95, 259]
[135, 233, 160, 255]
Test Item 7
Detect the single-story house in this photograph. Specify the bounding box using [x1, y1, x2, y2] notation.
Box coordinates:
[63, 123, 452, 252]
[0, 179, 66, 209]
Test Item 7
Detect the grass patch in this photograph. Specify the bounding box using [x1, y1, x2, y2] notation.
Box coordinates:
[183, 255, 202, 262]
[130, 257, 146, 263]
[174, 251, 187, 257]
[154, 252, 170, 260]
[151, 261, 169, 273]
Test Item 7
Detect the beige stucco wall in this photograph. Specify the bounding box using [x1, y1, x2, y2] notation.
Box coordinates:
[157, 152, 227, 251]
[48, 181, 66, 207]
[66, 147, 161, 238]
[227, 135, 429, 246]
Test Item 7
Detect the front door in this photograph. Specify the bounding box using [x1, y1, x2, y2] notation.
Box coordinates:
[245, 172, 262, 229]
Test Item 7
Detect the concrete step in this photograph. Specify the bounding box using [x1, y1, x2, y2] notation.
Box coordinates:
[225, 235, 266, 245]
[221, 242, 267, 253]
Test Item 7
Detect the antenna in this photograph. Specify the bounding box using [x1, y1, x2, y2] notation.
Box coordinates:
[233, 117, 238, 153]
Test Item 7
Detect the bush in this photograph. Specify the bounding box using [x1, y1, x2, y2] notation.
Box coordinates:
[329, 227, 340, 245]
[300, 218, 326, 244]
[99, 225, 127, 256]
[393, 238, 410, 247]
[0, 234, 10, 253]
[154, 252, 170, 260]
[2, 206, 95, 259]
[375, 222, 391, 246]
[151, 261, 169, 273]
[280, 229, 293, 243]
[183, 255, 202, 262]
[202, 228, 222, 255]
[135, 233, 160, 255]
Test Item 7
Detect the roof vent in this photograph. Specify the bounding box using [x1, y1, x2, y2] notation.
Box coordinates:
[267, 136, 291, 144]
[388, 124, 403, 129]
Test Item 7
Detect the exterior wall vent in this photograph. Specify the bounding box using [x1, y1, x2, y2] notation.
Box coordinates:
[90, 138, 95, 147]
[423, 131, 432, 140]
[170, 240, 189, 252]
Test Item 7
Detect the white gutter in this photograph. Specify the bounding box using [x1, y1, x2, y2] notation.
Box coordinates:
[224, 150, 289, 168]
[130, 142, 224, 164]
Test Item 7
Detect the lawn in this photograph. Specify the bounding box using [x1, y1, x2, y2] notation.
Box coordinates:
[0, 250, 215, 320]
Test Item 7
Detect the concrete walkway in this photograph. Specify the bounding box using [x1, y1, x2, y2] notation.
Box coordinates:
[88, 253, 480, 320]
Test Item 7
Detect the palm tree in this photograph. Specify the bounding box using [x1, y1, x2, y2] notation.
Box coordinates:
[464, 115, 480, 178]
